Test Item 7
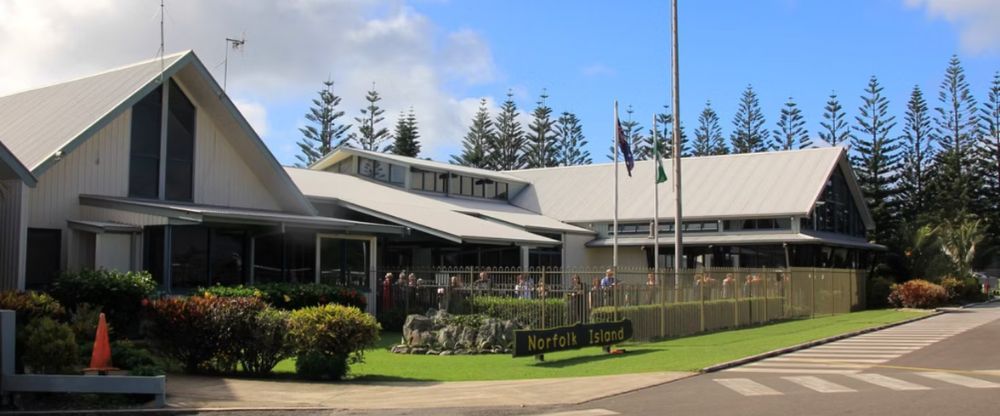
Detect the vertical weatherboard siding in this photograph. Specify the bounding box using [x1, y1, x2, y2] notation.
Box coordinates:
[192, 113, 281, 211]
[0, 180, 26, 290]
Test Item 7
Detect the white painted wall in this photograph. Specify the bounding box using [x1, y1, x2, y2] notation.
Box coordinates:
[25, 77, 288, 273]
[0, 180, 27, 290]
[95, 233, 132, 272]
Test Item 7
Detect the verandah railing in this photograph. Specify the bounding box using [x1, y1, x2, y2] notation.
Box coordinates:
[375, 267, 866, 341]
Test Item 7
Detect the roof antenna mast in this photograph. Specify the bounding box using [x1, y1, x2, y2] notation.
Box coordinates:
[158, 0, 165, 83]
[223, 35, 246, 93]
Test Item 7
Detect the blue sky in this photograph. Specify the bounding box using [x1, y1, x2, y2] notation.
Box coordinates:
[1, 0, 998, 165]
[410, 0, 1000, 160]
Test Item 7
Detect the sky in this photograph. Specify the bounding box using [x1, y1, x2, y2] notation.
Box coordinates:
[1, 0, 999, 165]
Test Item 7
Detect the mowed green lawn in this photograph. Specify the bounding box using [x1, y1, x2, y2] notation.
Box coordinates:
[273, 309, 927, 381]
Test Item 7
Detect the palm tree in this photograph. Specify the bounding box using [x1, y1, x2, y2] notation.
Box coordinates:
[937, 218, 985, 279]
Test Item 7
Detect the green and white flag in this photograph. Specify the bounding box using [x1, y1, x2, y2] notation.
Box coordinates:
[653, 140, 668, 184]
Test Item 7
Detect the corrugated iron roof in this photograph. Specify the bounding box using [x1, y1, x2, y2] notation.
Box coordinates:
[507, 147, 866, 224]
[0, 52, 187, 172]
[312, 147, 529, 184]
[286, 167, 563, 245]
[585, 231, 883, 250]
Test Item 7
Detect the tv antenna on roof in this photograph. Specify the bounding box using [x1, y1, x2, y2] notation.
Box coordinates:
[223, 34, 246, 93]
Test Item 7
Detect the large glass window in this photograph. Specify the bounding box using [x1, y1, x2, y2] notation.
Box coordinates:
[170, 226, 209, 290]
[813, 168, 866, 237]
[319, 237, 370, 289]
[165, 82, 195, 201]
[129, 80, 196, 202]
[129, 85, 163, 199]
[209, 229, 247, 286]
[25, 228, 61, 290]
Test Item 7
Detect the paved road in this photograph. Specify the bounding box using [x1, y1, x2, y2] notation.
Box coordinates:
[560, 303, 1000, 416]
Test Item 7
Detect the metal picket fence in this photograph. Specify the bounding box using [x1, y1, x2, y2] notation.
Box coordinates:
[375, 267, 866, 341]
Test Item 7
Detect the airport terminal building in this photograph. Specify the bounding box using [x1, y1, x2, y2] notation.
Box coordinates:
[0, 51, 881, 300]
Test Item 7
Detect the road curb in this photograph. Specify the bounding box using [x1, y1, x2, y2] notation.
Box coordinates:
[701, 311, 942, 373]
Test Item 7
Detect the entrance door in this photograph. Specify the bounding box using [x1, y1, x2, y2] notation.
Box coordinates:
[317, 235, 374, 290]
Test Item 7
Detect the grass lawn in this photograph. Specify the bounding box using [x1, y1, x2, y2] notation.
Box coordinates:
[273, 309, 927, 382]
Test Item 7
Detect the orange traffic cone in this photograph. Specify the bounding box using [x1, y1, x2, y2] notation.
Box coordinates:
[85, 313, 116, 374]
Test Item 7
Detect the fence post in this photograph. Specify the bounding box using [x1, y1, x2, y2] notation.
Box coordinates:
[541, 266, 546, 328]
[764, 270, 769, 322]
[810, 267, 816, 318]
[734, 270, 740, 329]
[699, 274, 705, 333]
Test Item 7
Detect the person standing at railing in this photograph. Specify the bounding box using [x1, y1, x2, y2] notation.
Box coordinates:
[473, 271, 491, 294]
[515, 274, 532, 299]
[645, 273, 657, 304]
[381, 273, 394, 315]
[601, 269, 617, 288]
[589, 277, 602, 308]
[722, 273, 735, 298]
[568, 275, 585, 323]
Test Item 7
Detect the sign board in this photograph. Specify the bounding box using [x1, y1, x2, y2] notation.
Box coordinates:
[512, 320, 633, 358]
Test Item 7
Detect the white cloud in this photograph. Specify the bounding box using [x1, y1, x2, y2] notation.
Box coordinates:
[581, 63, 616, 78]
[0, 0, 499, 162]
[232, 98, 269, 137]
[905, 0, 1000, 54]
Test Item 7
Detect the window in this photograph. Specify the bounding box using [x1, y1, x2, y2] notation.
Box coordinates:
[129, 85, 163, 199]
[461, 176, 473, 196]
[495, 182, 509, 200]
[129, 80, 196, 202]
[170, 226, 208, 290]
[813, 169, 866, 237]
[724, 218, 790, 231]
[165, 81, 195, 201]
[389, 164, 405, 185]
[26, 229, 61, 290]
[409, 168, 446, 192]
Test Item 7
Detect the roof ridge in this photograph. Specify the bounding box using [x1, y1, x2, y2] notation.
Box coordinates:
[506, 146, 844, 173]
[0, 50, 191, 99]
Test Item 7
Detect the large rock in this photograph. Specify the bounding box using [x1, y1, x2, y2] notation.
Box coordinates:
[395, 309, 522, 355]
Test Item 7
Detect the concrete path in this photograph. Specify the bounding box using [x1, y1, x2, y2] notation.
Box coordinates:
[165, 371, 693, 410]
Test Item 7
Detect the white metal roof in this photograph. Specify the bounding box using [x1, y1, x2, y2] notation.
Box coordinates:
[586, 231, 883, 250]
[286, 168, 563, 245]
[0, 140, 35, 186]
[312, 147, 529, 184]
[507, 147, 873, 227]
[0, 52, 187, 172]
[0, 51, 317, 216]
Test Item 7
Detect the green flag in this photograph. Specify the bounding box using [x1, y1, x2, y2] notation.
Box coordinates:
[654, 143, 668, 184]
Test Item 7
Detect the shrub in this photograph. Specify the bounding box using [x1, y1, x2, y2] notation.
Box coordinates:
[288, 304, 380, 379]
[940, 276, 986, 304]
[52, 269, 157, 335]
[143, 296, 267, 373]
[23, 317, 78, 374]
[0, 291, 64, 322]
[200, 283, 367, 310]
[867, 276, 894, 309]
[237, 308, 293, 376]
[465, 296, 567, 328]
[295, 351, 348, 380]
[68, 303, 109, 343]
[888, 279, 947, 309]
[79, 339, 165, 376]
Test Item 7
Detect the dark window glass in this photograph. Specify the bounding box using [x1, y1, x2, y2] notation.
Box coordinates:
[319, 238, 370, 289]
[143, 226, 165, 286]
[253, 233, 284, 284]
[165, 81, 195, 201]
[210, 229, 247, 286]
[171, 226, 208, 290]
[25, 229, 61, 290]
[285, 231, 315, 284]
[129, 86, 163, 198]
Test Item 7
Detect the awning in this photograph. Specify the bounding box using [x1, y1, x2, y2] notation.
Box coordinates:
[586, 231, 885, 250]
[68, 220, 142, 234]
[79, 194, 403, 235]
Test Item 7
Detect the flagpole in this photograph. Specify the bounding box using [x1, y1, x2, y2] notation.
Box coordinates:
[652, 115, 660, 280]
[613, 100, 620, 271]
[671, 0, 684, 288]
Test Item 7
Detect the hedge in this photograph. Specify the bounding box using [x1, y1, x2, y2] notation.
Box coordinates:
[51, 269, 157, 335]
[465, 296, 568, 328]
[199, 283, 367, 310]
[591, 297, 786, 341]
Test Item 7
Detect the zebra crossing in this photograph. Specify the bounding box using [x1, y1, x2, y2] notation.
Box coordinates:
[713, 371, 1000, 396]
[724, 311, 998, 374]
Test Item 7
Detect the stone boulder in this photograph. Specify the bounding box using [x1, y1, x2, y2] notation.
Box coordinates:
[395, 309, 522, 355]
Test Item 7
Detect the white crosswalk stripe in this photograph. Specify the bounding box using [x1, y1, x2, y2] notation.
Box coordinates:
[782, 376, 856, 393]
[847, 373, 930, 391]
[715, 378, 783, 396]
[917, 372, 1000, 388]
[714, 372, 1000, 395]
[722, 311, 996, 374]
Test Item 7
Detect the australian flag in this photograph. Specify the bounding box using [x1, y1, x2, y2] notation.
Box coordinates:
[616, 118, 635, 177]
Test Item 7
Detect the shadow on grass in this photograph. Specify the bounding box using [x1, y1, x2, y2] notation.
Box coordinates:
[348, 374, 442, 384]
[530, 348, 655, 369]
